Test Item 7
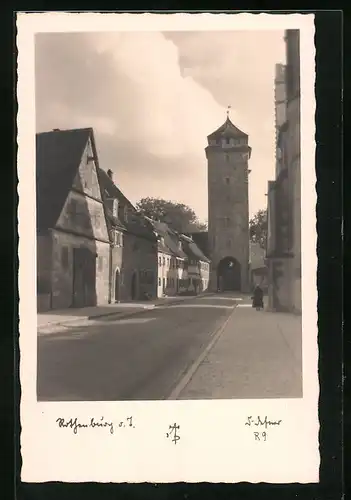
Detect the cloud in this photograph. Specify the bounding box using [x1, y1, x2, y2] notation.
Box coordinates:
[35, 30, 285, 220]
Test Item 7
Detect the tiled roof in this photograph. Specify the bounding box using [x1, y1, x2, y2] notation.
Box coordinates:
[36, 128, 93, 230]
[188, 231, 210, 258]
[145, 218, 187, 258]
[98, 168, 135, 211]
[180, 234, 211, 263]
[98, 168, 156, 241]
[208, 117, 248, 140]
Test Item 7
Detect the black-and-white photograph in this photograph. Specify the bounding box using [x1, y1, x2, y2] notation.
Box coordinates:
[35, 28, 302, 402]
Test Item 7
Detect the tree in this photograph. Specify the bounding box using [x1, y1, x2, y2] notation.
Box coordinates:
[249, 209, 268, 249]
[136, 197, 207, 233]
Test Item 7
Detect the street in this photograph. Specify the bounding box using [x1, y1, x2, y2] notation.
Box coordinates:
[37, 294, 240, 401]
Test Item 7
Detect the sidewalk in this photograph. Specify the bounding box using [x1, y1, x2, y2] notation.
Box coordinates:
[175, 305, 303, 400]
[37, 292, 214, 334]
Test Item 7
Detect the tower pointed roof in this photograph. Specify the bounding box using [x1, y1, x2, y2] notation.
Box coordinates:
[207, 116, 248, 140]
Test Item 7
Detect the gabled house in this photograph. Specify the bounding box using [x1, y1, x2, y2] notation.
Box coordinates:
[98, 169, 158, 302]
[143, 219, 211, 297]
[36, 128, 110, 311]
[179, 234, 211, 294]
[144, 219, 188, 298]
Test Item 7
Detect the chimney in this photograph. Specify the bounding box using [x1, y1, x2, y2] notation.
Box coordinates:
[107, 169, 113, 181]
[53, 128, 60, 131]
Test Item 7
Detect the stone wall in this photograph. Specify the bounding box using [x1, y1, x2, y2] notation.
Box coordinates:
[267, 257, 292, 311]
[287, 97, 301, 313]
[37, 233, 53, 311]
[121, 232, 158, 301]
[51, 229, 110, 310]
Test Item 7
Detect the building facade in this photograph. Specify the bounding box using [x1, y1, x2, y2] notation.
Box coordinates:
[36, 128, 110, 311]
[205, 116, 252, 293]
[266, 30, 301, 313]
[98, 168, 158, 303]
[145, 218, 211, 297]
[180, 234, 210, 294]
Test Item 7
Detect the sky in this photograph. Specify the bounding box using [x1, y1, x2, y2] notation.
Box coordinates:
[35, 30, 286, 221]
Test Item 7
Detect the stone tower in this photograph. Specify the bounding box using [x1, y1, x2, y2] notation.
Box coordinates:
[205, 115, 251, 293]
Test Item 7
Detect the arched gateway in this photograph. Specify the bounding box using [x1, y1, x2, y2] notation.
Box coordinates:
[217, 256, 241, 292]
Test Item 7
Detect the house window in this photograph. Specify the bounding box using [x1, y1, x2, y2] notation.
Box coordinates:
[124, 206, 128, 222]
[159, 256, 162, 266]
[61, 247, 69, 269]
[118, 204, 124, 221]
[112, 199, 118, 218]
[163, 256, 165, 265]
[158, 277, 161, 286]
[226, 154, 230, 162]
[114, 231, 122, 246]
[225, 177, 230, 184]
[224, 217, 230, 227]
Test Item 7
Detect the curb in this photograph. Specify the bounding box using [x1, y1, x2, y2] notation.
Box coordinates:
[167, 303, 238, 400]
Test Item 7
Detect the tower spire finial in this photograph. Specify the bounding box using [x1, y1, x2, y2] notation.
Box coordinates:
[226, 105, 231, 119]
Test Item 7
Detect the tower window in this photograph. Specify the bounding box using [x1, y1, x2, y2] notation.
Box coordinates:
[225, 177, 230, 184]
[225, 154, 230, 162]
[224, 217, 230, 227]
[226, 239, 232, 248]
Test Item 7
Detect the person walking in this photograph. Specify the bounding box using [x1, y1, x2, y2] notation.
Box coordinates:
[252, 284, 264, 311]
